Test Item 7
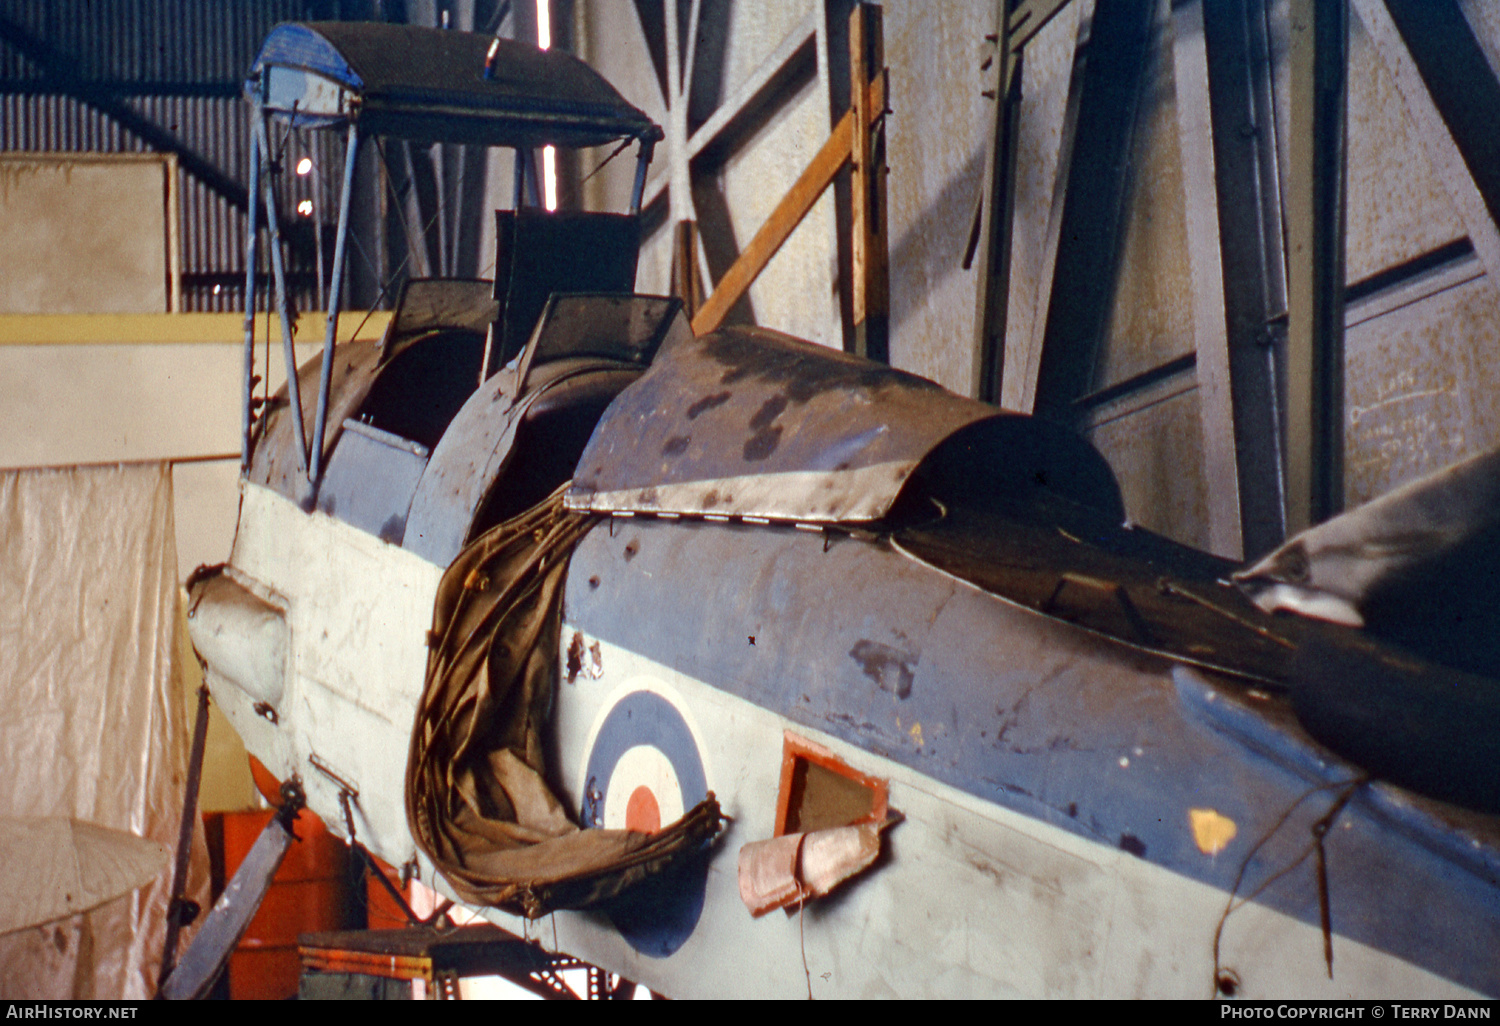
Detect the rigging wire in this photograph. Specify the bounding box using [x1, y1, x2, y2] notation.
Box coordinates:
[1210, 774, 1367, 997]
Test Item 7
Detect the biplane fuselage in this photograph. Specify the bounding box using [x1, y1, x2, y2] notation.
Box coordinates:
[188, 19, 1500, 1000]
[191, 313, 1500, 998]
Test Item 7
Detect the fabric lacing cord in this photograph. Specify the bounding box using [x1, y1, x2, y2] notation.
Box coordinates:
[406, 482, 724, 918]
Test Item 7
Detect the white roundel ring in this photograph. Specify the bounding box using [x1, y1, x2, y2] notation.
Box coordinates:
[580, 684, 707, 833]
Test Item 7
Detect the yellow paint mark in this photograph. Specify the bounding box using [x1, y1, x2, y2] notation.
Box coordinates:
[1190, 808, 1238, 855]
[0, 311, 392, 346]
[909, 721, 923, 746]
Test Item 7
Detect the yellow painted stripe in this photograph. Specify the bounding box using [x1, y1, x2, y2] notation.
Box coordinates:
[0, 311, 393, 346]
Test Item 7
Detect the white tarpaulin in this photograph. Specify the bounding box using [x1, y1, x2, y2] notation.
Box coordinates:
[0, 462, 208, 999]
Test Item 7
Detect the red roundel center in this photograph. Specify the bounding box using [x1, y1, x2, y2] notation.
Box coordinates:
[625, 785, 661, 834]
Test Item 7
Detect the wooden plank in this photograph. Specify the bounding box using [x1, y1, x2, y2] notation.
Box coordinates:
[850, 3, 890, 362]
[692, 73, 886, 336]
[672, 219, 703, 319]
[851, 3, 872, 329]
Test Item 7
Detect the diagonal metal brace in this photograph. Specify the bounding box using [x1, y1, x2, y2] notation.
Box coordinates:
[157, 779, 307, 1001]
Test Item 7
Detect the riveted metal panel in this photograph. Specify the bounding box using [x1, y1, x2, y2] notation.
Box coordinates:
[565, 323, 1000, 523]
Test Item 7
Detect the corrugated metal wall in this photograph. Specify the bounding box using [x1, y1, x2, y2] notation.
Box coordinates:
[0, 1, 298, 83]
[0, 0, 345, 311]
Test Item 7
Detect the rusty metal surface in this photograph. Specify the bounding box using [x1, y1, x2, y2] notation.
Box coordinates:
[565, 324, 1004, 523]
[247, 338, 382, 506]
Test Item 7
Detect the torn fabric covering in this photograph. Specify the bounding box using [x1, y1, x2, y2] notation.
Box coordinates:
[1234, 443, 1500, 679]
[406, 485, 723, 918]
[738, 819, 896, 918]
[0, 819, 171, 934]
[0, 463, 209, 999]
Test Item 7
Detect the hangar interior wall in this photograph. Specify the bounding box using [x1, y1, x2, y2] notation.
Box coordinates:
[2, 0, 1499, 560]
[577, 0, 1500, 561]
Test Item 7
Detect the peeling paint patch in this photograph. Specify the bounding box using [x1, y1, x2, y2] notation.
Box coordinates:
[1189, 808, 1237, 855]
[849, 639, 918, 699]
[566, 632, 585, 683]
[378, 513, 406, 544]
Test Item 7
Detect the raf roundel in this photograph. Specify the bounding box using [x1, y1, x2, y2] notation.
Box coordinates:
[580, 685, 709, 958]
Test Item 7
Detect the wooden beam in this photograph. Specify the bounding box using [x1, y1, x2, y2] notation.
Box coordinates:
[850, 3, 890, 362]
[691, 73, 887, 336]
[671, 219, 704, 320]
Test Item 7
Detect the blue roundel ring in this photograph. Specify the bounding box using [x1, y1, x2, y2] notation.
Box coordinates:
[580, 688, 708, 958]
[581, 690, 707, 829]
